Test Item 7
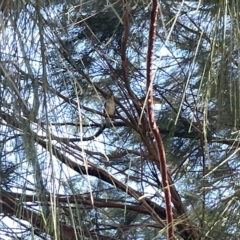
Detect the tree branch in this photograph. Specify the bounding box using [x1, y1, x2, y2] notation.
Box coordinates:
[146, 1, 174, 239]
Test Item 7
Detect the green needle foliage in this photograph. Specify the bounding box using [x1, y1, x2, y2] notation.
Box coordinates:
[0, 0, 240, 239]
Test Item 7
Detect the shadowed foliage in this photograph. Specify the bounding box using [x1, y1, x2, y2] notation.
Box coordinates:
[0, 0, 240, 239]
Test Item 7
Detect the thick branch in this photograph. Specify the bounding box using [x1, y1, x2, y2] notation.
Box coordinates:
[146, 1, 174, 239]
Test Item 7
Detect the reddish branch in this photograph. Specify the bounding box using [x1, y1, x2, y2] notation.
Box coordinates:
[121, 0, 130, 87]
[146, 1, 174, 239]
[121, 0, 151, 131]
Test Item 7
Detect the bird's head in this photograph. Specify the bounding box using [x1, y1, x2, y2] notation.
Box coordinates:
[106, 94, 114, 100]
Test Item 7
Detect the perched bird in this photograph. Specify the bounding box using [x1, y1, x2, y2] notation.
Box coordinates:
[104, 94, 115, 126]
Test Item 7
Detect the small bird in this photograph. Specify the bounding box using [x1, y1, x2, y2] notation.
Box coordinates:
[104, 94, 115, 127]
